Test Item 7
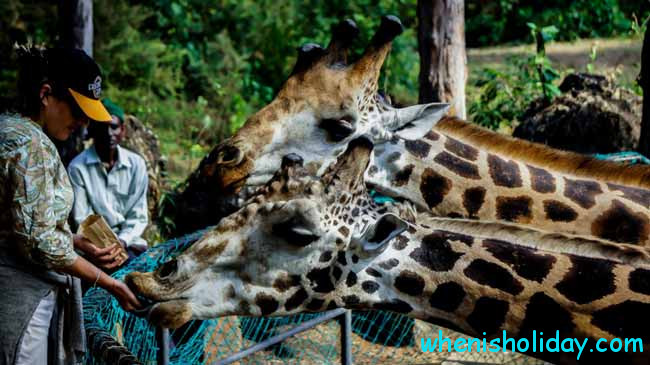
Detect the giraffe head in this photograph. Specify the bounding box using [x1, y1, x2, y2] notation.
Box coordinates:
[126, 137, 411, 328]
[184, 16, 447, 228]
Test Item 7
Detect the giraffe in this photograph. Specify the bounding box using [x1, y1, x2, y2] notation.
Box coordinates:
[170, 16, 449, 235]
[128, 138, 650, 364]
[171, 14, 650, 249]
[367, 115, 650, 246]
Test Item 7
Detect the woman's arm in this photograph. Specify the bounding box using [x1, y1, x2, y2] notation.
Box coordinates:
[9, 131, 79, 268]
[59, 256, 141, 311]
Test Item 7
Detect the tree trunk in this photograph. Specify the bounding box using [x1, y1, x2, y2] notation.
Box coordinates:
[417, 0, 467, 119]
[638, 24, 650, 157]
[58, 0, 93, 56]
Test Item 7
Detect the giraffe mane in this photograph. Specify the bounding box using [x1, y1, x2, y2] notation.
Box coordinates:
[418, 216, 650, 268]
[436, 116, 650, 189]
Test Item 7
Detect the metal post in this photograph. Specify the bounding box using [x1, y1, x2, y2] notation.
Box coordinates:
[216, 309, 347, 365]
[156, 327, 170, 365]
[339, 310, 352, 365]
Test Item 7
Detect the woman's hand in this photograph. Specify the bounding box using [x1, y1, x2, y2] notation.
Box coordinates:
[108, 278, 142, 312]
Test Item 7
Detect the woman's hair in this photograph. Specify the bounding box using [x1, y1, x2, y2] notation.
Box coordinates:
[15, 45, 72, 116]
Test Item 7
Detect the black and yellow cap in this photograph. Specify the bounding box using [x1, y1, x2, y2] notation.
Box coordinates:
[47, 48, 112, 122]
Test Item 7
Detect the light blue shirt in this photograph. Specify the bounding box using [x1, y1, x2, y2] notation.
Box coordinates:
[68, 145, 149, 252]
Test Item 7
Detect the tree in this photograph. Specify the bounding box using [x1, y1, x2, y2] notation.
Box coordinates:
[57, 0, 93, 56]
[54, 0, 93, 165]
[417, 0, 467, 119]
[638, 23, 650, 157]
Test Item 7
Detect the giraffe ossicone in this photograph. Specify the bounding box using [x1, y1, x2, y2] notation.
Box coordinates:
[128, 137, 650, 364]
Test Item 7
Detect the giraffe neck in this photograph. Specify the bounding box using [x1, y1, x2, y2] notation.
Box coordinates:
[339, 217, 650, 363]
[366, 117, 650, 246]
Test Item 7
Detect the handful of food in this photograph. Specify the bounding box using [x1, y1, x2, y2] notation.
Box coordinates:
[77, 214, 129, 262]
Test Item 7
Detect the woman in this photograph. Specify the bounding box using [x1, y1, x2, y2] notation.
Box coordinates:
[0, 46, 142, 365]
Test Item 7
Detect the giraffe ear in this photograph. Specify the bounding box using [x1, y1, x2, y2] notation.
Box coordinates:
[387, 103, 450, 140]
[352, 213, 408, 258]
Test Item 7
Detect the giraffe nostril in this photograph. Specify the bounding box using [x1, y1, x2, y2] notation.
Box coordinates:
[158, 259, 178, 279]
[281, 153, 304, 169]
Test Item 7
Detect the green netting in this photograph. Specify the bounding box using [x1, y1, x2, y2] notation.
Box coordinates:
[83, 227, 546, 364]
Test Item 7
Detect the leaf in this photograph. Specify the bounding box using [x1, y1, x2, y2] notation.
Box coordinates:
[202, 114, 213, 129]
[543, 68, 560, 81]
[540, 25, 559, 41]
[170, 2, 182, 16]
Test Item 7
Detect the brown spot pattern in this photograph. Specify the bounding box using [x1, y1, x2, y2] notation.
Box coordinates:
[392, 164, 414, 187]
[591, 200, 650, 244]
[255, 293, 279, 315]
[464, 259, 524, 295]
[272, 274, 302, 292]
[483, 239, 556, 283]
[543, 200, 578, 222]
[555, 256, 616, 304]
[496, 196, 533, 223]
[424, 130, 440, 141]
[463, 187, 486, 218]
[527, 165, 556, 193]
[394, 270, 426, 296]
[404, 139, 431, 158]
[419, 168, 452, 209]
[445, 137, 478, 161]
[607, 183, 650, 208]
[433, 151, 481, 179]
[488, 154, 522, 187]
[564, 178, 603, 209]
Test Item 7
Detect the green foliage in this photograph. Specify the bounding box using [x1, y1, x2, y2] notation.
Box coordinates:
[587, 42, 599, 73]
[469, 61, 538, 131]
[527, 23, 562, 101]
[469, 23, 562, 131]
[0, 0, 647, 220]
[466, 0, 642, 47]
[630, 12, 650, 38]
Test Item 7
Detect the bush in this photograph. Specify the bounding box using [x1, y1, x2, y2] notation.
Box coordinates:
[466, 0, 640, 47]
[469, 24, 562, 131]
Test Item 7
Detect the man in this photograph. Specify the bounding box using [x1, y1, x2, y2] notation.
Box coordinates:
[68, 99, 149, 268]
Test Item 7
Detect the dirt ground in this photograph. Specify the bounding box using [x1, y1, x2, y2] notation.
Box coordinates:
[201, 316, 549, 365]
[468, 37, 642, 88]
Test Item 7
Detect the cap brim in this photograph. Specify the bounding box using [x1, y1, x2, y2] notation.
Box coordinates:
[68, 88, 112, 122]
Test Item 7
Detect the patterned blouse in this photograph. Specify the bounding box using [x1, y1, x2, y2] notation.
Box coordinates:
[0, 113, 78, 269]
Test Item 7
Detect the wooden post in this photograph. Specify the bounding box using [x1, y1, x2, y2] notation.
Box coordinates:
[638, 24, 650, 157]
[58, 0, 93, 56]
[417, 0, 467, 119]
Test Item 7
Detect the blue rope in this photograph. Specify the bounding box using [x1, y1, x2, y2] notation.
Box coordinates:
[593, 151, 650, 165]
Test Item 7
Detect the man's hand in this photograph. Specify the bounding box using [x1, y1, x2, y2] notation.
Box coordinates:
[74, 234, 125, 269]
[87, 244, 125, 269]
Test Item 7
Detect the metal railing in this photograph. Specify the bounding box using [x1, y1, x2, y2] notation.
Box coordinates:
[155, 309, 353, 365]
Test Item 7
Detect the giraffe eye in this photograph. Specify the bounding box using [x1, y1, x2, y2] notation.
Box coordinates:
[273, 217, 319, 247]
[320, 116, 356, 142]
